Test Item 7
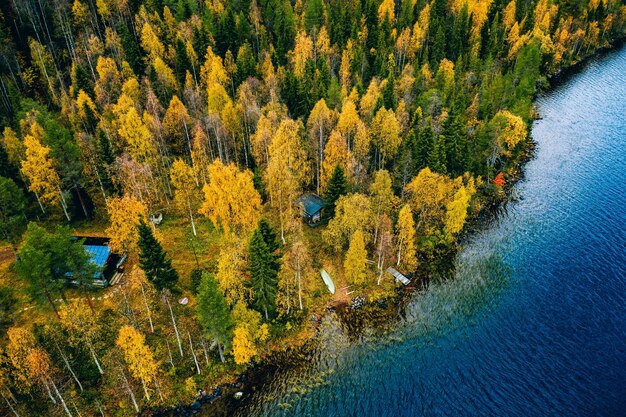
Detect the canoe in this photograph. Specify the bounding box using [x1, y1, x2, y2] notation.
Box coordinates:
[320, 269, 335, 294]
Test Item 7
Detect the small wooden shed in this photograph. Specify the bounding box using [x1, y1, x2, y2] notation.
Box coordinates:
[295, 193, 325, 226]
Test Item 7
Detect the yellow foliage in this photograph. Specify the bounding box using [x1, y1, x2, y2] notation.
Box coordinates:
[322, 130, 355, 187]
[76, 89, 98, 122]
[118, 107, 155, 163]
[170, 158, 200, 220]
[371, 107, 401, 166]
[105, 194, 148, 254]
[20, 134, 61, 205]
[436, 58, 455, 93]
[265, 119, 310, 241]
[215, 241, 249, 305]
[444, 185, 471, 238]
[404, 167, 456, 235]
[491, 110, 526, 157]
[199, 159, 261, 235]
[6, 327, 36, 392]
[140, 22, 165, 60]
[116, 325, 159, 390]
[232, 326, 257, 365]
[200, 46, 228, 87]
[359, 78, 383, 121]
[1, 127, 25, 168]
[291, 31, 313, 78]
[503, 0, 517, 30]
[378, 0, 395, 23]
[251, 112, 279, 169]
[344, 230, 368, 285]
[152, 57, 178, 91]
[396, 204, 417, 273]
[323, 193, 374, 250]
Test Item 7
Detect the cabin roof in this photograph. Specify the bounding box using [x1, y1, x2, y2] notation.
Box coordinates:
[84, 245, 111, 268]
[296, 193, 325, 216]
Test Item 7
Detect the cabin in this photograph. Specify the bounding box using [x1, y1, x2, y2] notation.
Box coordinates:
[295, 194, 325, 226]
[67, 237, 126, 286]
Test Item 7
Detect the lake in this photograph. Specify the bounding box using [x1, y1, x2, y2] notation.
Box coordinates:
[230, 45, 626, 417]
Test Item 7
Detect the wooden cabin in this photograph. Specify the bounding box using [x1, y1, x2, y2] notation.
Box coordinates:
[295, 194, 325, 226]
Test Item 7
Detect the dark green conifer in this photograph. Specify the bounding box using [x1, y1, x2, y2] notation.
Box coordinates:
[322, 164, 347, 222]
[137, 219, 179, 291]
[248, 228, 278, 319]
[196, 272, 233, 362]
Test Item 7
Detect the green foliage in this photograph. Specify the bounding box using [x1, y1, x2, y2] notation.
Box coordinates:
[0, 286, 16, 335]
[248, 226, 278, 319]
[0, 176, 27, 249]
[15, 223, 96, 305]
[322, 165, 347, 222]
[196, 272, 234, 347]
[137, 219, 179, 291]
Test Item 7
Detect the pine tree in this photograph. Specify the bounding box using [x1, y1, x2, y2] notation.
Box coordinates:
[248, 228, 278, 319]
[322, 164, 347, 222]
[137, 219, 179, 291]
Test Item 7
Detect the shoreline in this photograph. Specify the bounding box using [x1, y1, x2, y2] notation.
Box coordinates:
[144, 38, 626, 417]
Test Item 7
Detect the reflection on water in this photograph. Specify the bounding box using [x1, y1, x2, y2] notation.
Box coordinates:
[230, 46, 626, 417]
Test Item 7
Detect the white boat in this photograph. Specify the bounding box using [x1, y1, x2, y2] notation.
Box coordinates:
[320, 269, 335, 294]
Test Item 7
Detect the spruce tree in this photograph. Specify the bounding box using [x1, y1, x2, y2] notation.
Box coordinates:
[137, 219, 179, 291]
[196, 272, 233, 362]
[258, 219, 279, 254]
[322, 164, 347, 222]
[258, 219, 280, 272]
[248, 227, 278, 319]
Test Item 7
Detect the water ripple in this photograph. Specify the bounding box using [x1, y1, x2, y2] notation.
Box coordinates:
[232, 45, 626, 417]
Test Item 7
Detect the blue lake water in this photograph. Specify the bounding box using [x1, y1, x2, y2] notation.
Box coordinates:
[236, 46, 626, 417]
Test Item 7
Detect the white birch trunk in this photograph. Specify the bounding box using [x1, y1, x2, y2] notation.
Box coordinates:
[188, 332, 201, 375]
[166, 297, 184, 357]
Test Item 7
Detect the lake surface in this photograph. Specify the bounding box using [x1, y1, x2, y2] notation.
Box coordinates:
[234, 46, 626, 417]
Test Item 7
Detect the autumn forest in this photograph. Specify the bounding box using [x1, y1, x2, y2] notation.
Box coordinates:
[0, 0, 623, 415]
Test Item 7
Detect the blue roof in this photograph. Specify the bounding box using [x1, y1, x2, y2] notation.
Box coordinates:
[84, 245, 111, 268]
[296, 194, 325, 216]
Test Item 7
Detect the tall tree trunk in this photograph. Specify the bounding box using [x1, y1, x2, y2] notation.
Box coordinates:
[74, 185, 89, 219]
[50, 378, 72, 417]
[43, 380, 56, 404]
[45, 290, 60, 319]
[35, 192, 46, 214]
[119, 368, 139, 413]
[166, 296, 183, 357]
[88, 340, 104, 374]
[58, 189, 71, 221]
[82, 284, 95, 315]
[217, 341, 225, 363]
[188, 332, 201, 375]
[166, 340, 175, 370]
[200, 339, 210, 365]
[1, 391, 19, 417]
[187, 198, 197, 236]
[140, 376, 150, 400]
[56, 343, 83, 392]
[297, 256, 303, 310]
[140, 282, 154, 333]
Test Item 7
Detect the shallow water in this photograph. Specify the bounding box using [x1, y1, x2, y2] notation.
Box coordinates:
[233, 46, 626, 417]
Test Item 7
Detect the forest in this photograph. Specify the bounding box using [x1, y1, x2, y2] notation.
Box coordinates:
[0, 0, 623, 415]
